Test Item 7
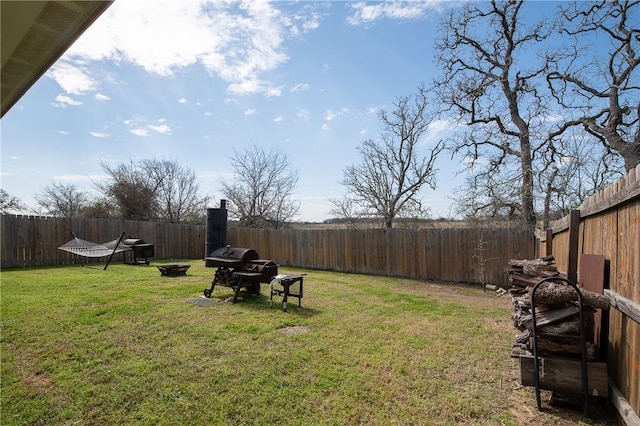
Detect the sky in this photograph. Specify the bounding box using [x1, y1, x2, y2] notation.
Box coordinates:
[1, 0, 533, 222]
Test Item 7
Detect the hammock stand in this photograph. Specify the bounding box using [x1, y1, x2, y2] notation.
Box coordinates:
[58, 232, 130, 270]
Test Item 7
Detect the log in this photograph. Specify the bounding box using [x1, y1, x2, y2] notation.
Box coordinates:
[510, 273, 541, 287]
[509, 257, 555, 267]
[518, 355, 608, 397]
[530, 282, 610, 311]
[523, 264, 558, 277]
[516, 305, 579, 330]
[537, 317, 581, 336]
[529, 335, 597, 361]
[512, 295, 530, 310]
[515, 329, 530, 344]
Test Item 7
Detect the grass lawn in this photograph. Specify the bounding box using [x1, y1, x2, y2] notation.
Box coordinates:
[1, 260, 613, 425]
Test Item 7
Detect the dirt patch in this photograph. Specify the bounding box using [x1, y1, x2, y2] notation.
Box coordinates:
[279, 326, 309, 335]
[186, 297, 220, 307]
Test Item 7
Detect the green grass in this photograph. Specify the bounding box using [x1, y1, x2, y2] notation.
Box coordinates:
[1, 261, 609, 425]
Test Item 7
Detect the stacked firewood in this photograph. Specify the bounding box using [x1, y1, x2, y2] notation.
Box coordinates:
[506, 256, 610, 361]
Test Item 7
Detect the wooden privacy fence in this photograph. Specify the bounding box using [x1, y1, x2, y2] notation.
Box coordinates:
[538, 164, 640, 425]
[1, 213, 534, 287]
[1, 215, 205, 268]
[227, 226, 534, 287]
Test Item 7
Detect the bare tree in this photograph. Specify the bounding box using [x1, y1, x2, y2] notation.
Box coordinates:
[34, 183, 88, 217]
[452, 166, 523, 222]
[337, 86, 445, 228]
[547, 0, 640, 172]
[327, 196, 363, 229]
[98, 160, 160, 221]
[434, 0, 555, 227]
[0, 189, 26, 213]
[81, 196, 119, 219]
[141, 159, 203, 223]
[98, 159, 205, 222]
[220, 143, 300, 228]
[537, 131, 624, 226]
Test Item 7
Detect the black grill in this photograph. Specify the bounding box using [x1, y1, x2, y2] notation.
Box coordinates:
[123, 238, 154, 265]
[204, 245, 278, 302]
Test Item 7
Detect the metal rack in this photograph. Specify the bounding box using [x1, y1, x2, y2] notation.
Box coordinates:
[530, 276, 590, 417]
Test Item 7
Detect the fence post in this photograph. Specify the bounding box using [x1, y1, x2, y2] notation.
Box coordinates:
[545, 228, 553, 257]
[567, 210, 580, 283]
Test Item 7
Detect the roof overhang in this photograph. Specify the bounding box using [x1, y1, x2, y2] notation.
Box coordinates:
[1, 0, 113, 118]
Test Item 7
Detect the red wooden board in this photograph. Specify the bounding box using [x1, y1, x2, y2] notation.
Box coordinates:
[579, 254, 605, 354]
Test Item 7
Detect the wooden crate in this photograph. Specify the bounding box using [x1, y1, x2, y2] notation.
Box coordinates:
[518, 355, 608, 397]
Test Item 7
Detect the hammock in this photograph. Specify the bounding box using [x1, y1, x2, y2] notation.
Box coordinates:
[58, 232, 130, 269]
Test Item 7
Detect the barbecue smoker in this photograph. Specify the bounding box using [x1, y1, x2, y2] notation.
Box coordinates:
[204, 245, 278, 302]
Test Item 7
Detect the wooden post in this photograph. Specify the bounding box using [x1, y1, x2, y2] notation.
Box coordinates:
[567, 210, 580, 283]
[545, 228, 553, 257]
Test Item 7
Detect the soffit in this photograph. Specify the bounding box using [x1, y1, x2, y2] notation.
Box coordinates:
[1, 0, 113, 117]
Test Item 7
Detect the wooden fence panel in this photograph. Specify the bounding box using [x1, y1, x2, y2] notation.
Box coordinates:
[2, 214, 534, 287]
[543, 165, 640, 421]
[223, 226, 533, 286]
[0, 215, 206, 268]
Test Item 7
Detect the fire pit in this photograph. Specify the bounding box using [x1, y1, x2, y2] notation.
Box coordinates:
[157, 264, 190, 277]
[204, 245, 278, 303]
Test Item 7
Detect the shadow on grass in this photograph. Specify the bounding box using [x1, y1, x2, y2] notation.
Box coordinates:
[185, 290, 322, 317]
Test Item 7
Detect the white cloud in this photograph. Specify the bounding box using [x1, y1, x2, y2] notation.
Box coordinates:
[324, 107, 350, 122]
[244, 108, 257, 116]
[124, 118, 172, 136]
[90, 132, 110, 138]
[95, 93, 111, 101]
[274, 115, 283, 123]
[290, 83, 310, 93]
[297, 108, 310, 120]
[46, 61, 96, 95]
[325, 110, 338, 121]
[130, 128, 150, 137]
[265, 87, 282, 98]
[59, 0, 314, 97]
[148, 124, 171, 134]
[228, 80, 262, 96]
[347, 1, 444, 25]
[57, 130, 70, 135]
[301, 14, 320, 32]
[178, 98, 188, 104]
[423, 118, 457, 146]
[55, 174, 106, 185]
[52, 95, 82, 107]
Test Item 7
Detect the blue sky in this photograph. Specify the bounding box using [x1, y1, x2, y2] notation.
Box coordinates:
[2, 1, 512, 221]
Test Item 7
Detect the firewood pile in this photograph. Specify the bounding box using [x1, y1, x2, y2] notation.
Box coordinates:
[506, 256, 610, 361]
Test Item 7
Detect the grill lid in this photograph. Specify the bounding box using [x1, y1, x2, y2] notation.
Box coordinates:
[123, 238, 146, 245]
[206, 246, 259, 267]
